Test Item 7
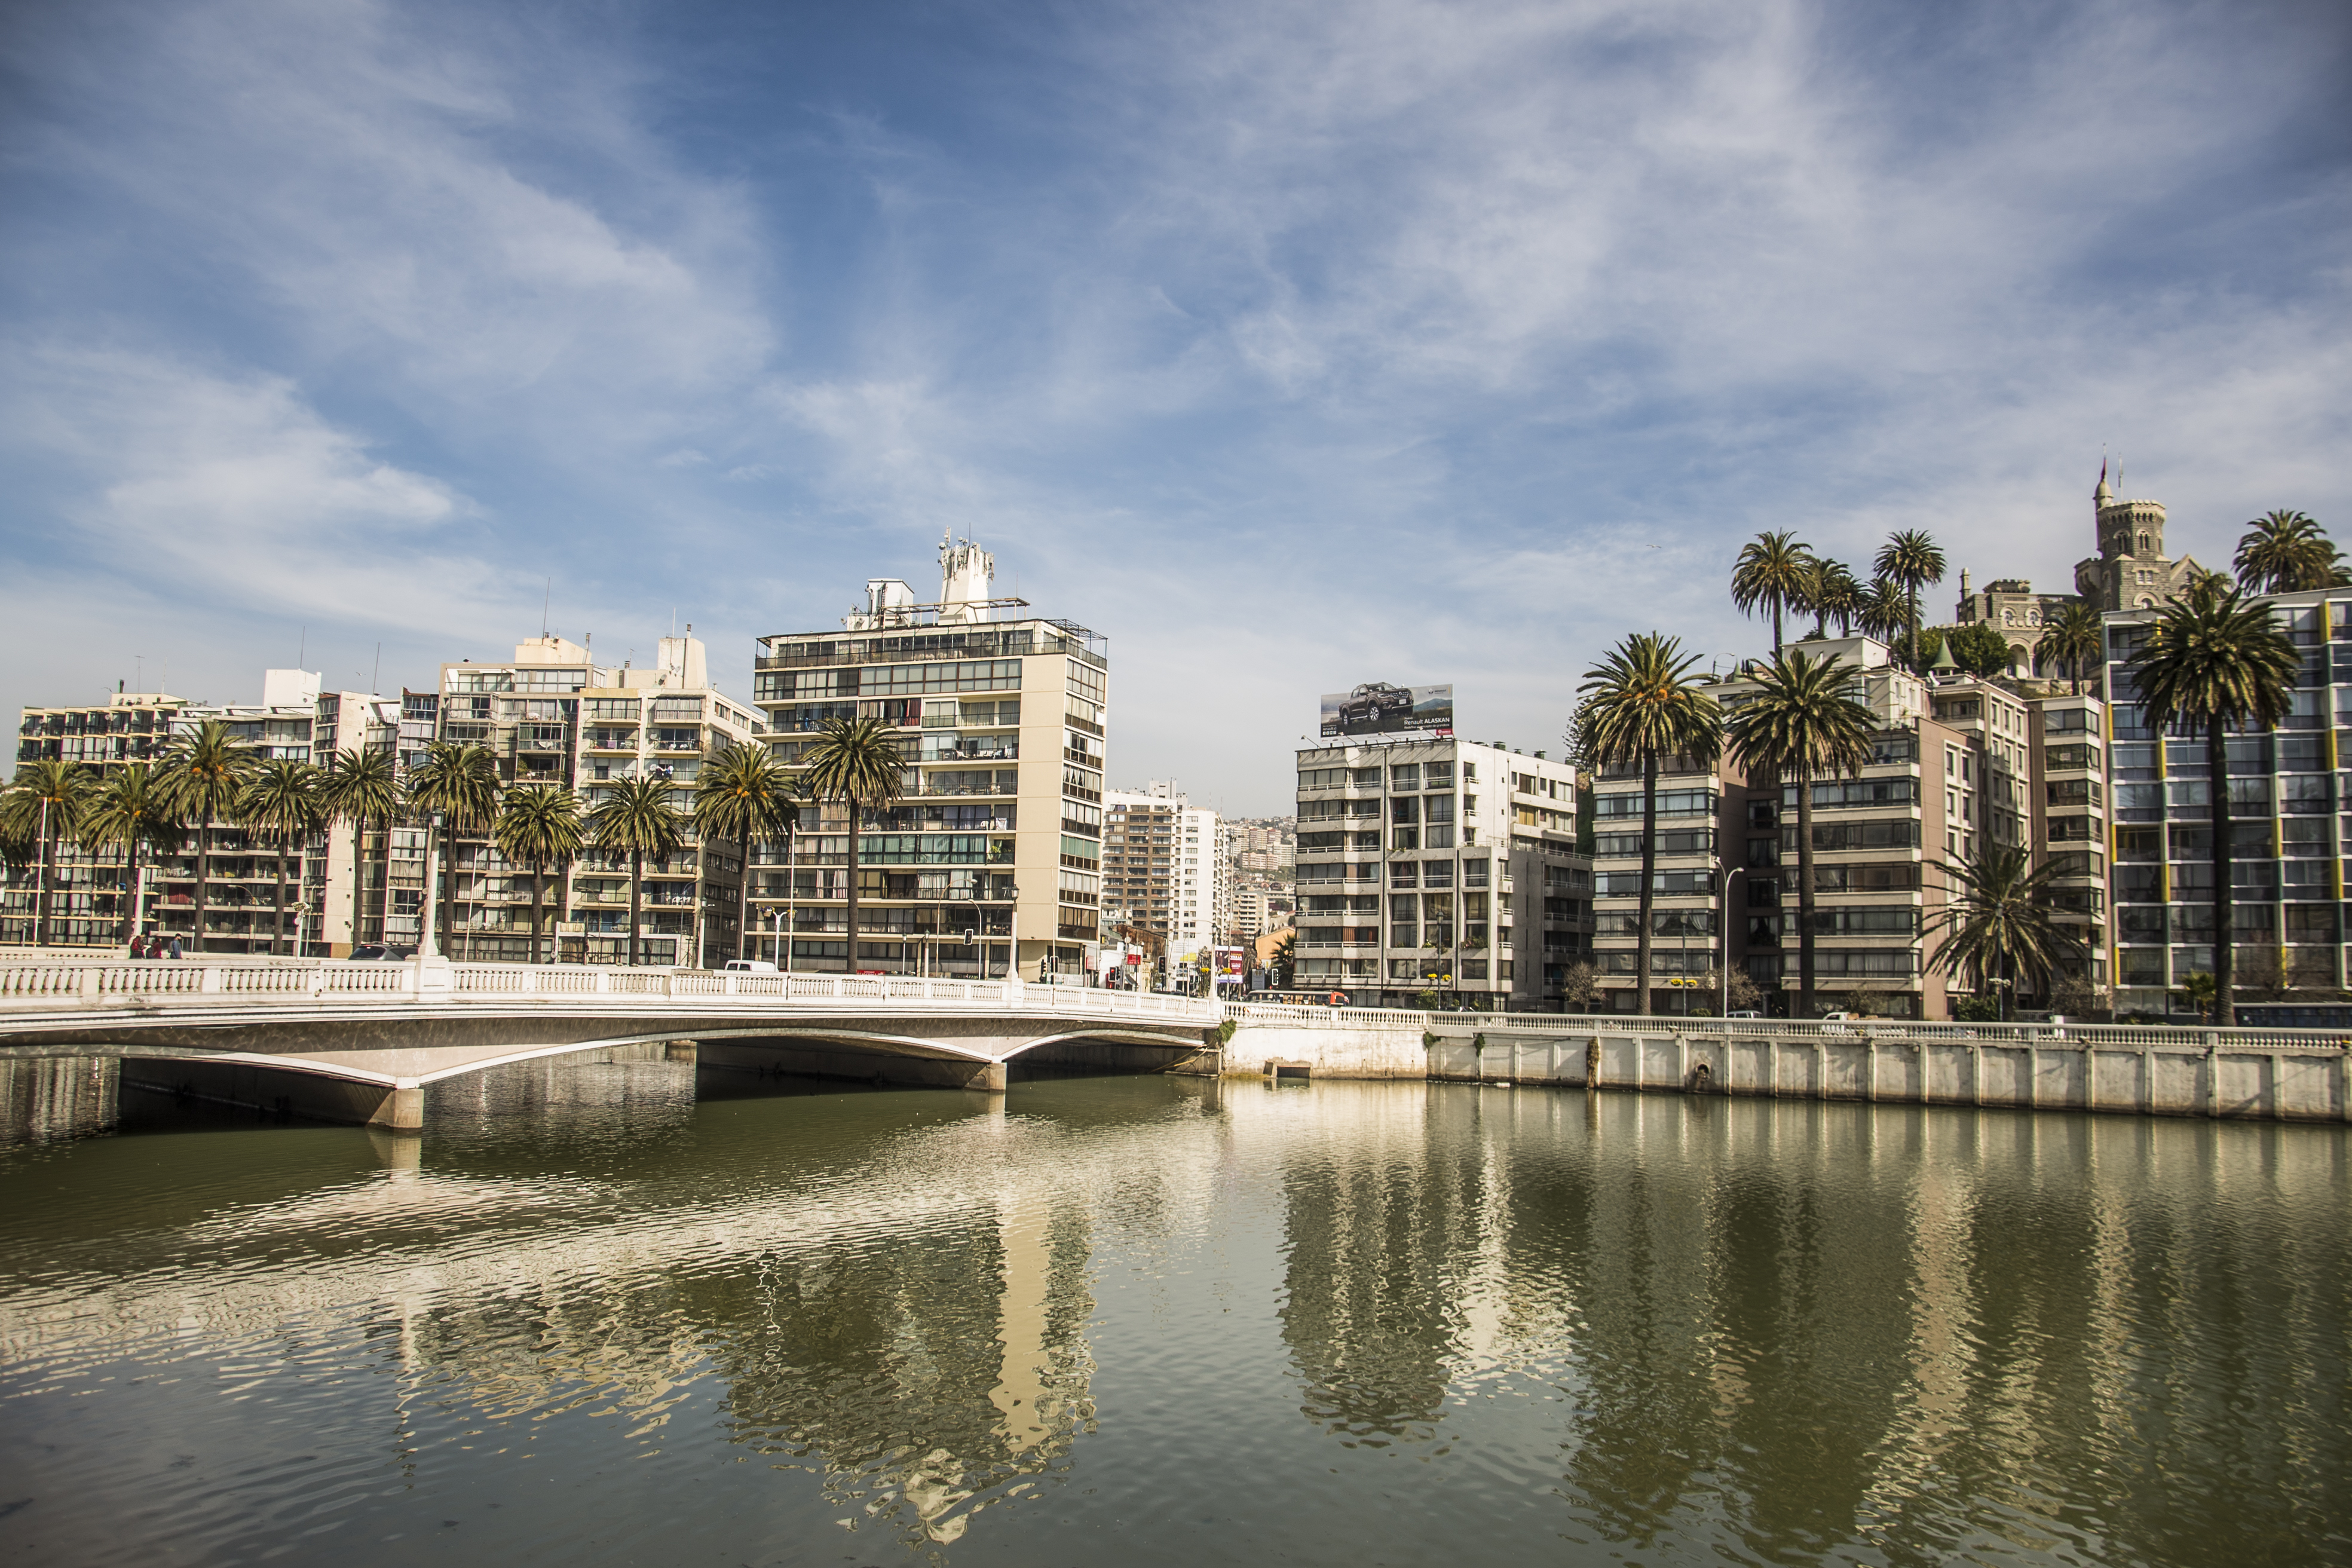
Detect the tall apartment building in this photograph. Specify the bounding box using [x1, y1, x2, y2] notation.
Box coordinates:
[1102, 782, 1220, 964]
[2102, 586, 2341, 1016]
[1293, 737, 1583, 1007]
[749, 541, 1107, 980]
[8, 671, 394, 954]
[428, 633, 763, 966]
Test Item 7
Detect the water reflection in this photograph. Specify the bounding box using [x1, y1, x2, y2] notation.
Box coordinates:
[0, 1065, 2345, 1567]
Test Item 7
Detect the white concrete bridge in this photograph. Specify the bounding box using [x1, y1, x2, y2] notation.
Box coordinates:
[0, 959, 1223, 1129]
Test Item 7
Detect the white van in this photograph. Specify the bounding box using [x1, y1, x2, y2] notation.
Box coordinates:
[722, 958, 779, 974]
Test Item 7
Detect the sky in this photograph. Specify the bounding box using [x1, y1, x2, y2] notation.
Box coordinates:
[2, 0, 2348, 816]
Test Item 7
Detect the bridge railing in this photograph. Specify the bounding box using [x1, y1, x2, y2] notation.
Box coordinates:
[0, 958, 1221, 1022]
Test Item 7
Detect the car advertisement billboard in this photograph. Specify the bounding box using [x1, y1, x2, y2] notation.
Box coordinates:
[1319, 682, 1454, 739]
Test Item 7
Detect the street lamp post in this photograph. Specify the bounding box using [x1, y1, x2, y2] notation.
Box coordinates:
[1714, 858, 1745, 1016]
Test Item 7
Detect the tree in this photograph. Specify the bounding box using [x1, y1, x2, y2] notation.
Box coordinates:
[587, 775, 685, 965]
[2233, 509, 2346, 594]
[1561, 958, 1601, 1012]
[403, 742, 501, 958]
[1857, 575, 1910, 647]
[318, 748, 400, 953]
[80, 764, 182, 946]
[1266, 928, 1295, 990]
[1575, 634, 1725, 1016]
[1725, 651, 1877, 1019]
[494, 785, 586, 964]
[157, 720, 255, 955]
[693, 742, 799, 964]
[238, 760, 327, 956]
[1804, 559, 1863, 639]
[1873, 529, 1947, 669]
[2039, 601, 2105, 693]
[2130, 576, 2298, 1027]
[798, 716, 907, 975]
[0, 761, 94, 947]
[2178, 970, 2218, 1024]
[1922, 847, 2083, 1020]
[1946, 620, 2012, 677]
[1730, 531, 1815, 654]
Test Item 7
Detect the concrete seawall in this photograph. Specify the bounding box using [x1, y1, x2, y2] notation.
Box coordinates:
[1222, 1008, 2352, 1123]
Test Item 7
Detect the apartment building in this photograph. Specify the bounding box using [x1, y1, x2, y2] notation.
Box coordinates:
[2102, 587, 2341, 1016]
[429, 633, 763, 966]
[8, 671, 394, 954]
[1292, 737, 1584, 1007]
[1584, 742, 1756, 1015]
[1102, 782, 1220, 964]
[749, 541, 1107, 981]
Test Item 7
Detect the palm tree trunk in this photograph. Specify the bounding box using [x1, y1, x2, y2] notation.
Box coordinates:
[350, 815, 368, 952]
[1796, 766, 1818, 1018]
[2209, 715, 2234, 1028]
[844, 800, 861, 975]
[35, 824, 54, 947]
[1635, 748, 1658, 1015]
[1772, 601, 1783, 656]
[195, 807, 212, 955]
[629, 847, 644, 966]
[442, 822, 458, 961]
[530, 858, 544, 963]
[121, 837, 143, 946]
[274, 839, 289, 956]
[736, 824, 753, 962]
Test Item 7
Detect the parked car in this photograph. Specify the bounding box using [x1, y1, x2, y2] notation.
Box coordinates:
[723, 958, 779, 974]
[348, 944, 415, 961]
[1725, 1009, 1762, 1019]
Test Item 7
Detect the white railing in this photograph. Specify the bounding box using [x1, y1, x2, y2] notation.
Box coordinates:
[0, 958, 1221, 1024]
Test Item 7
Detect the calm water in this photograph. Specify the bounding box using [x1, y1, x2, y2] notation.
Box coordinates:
[0, 1061, 2347, 1567]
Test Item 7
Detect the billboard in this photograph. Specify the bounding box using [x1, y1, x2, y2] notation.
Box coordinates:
[1319, 682, 1454, 739]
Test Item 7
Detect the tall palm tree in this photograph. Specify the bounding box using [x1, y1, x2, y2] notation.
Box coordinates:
[1574, 634, 1725, 1016]
[1730, 531, 1815, 654]
[80, 764, 182, 946]
[2131, 577, 2299, 1027]
[318, 748, 400, 954]
[1924, 847, 2084, 1020]
[2233, 509, 2346, 594]
[238, 760, 328, 956]
[1803, 559, 1864, 639]
[494, 785, 586, 964]
[587, 775, 685, 965]
[0, 761, 94, 947]
[800, 716, 908, 975]
[1725, 651, 1877, 1019]
[2039, 601, 2105, 694]
[157, 720, 254, 955]
[693, 742, 799, 964]
[1873, 529, 1947, 669]
[403, 742, 501, 958]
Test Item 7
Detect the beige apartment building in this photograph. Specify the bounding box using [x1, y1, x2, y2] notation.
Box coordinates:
[748, 541, 1107, 981]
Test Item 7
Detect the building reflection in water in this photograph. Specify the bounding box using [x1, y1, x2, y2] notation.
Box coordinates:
[0, 1056, 118, 1146]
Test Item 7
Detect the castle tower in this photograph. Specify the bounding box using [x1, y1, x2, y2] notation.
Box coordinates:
[2075, 466, 2195, 613]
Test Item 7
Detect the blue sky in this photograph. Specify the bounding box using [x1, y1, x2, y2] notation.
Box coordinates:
[4, 0, 2347, 814]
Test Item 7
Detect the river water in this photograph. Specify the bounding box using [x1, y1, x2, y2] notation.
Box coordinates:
[0, 1060, 2346, 1567]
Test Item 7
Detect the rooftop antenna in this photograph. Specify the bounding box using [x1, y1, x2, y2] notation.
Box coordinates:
[298, 625, 306, 667]
[371, 643, 381, 694]
[543, 577, 552, 638]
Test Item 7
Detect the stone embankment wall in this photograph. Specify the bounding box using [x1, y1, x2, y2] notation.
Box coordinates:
[1219, 1006, 2352, 1123]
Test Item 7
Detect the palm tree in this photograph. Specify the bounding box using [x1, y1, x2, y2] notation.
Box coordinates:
[1855, 575, 1910, 647]
[694, 742, 800, 964]
[238, 760, 328, 956]
[2131, 577, 2299, 1027]
[800, 716, 908, 975]
[157, 720, 255, 955]
[2233, 509, 2346, 594]
[1873, 529, 1947, 669]
[2039, 601, 2105, 694]
[494, 785, 586, 964]
[1803, 559, 1864, 639]
[403, 742, 501, 958]
[1725, 651, 1877, 1019]
[80, 764, 182, 947]
[1730, 531, 1815, 654]
[1575, 634, 1725, 1016]
[0, 761, 94, 947]
[1924, 847, 2084, 1020]
[586, 775, 685, 965]
[318, 748, 400, 953]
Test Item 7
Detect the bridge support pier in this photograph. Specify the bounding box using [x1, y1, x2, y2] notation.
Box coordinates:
[123, 1059, 424, 1130]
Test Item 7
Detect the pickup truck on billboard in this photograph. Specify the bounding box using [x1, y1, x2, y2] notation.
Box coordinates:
[1319, 682, 1453, 738]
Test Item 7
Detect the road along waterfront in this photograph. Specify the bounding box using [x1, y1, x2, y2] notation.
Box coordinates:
[1, 1065, 2347, 1566]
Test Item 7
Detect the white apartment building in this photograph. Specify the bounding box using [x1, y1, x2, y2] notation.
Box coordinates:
[1102, 782, 1221, 966]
